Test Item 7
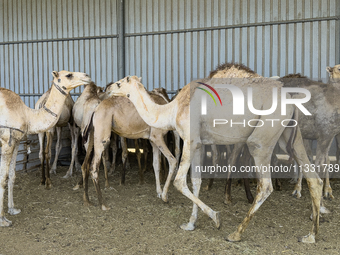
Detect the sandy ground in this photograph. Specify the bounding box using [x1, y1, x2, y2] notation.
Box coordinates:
[0, 156, 340, 255]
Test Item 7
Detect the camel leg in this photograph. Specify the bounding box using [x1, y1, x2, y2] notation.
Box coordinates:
[243, 178, 254, 204]
[50, 127, 62, 175]
[173, 131, 181, 175]
[150, 141, 162, 198]
[150, 130, 177, 202]
[0, 141, 16, 226]
[204, 145, 217, 191]
[44, 131, 53, 189]
[8, 141, 21, 216]
[279, 128, 323, 243]
[224, 143, 245, 204]
[292, 171, 303, 198]
[202, 145, 214, 191]
[336, 134, 340, 165]
[74, 128, 82, 173]
[81, 141, 93, 206]
[174, 139, 220, 230]
[323, 156, 333, 199]
[102, 148, 110, 188]
[142, 139, 149, 176]
[64, 123, 80, 178]
[39, 133, 46, 185]
[134, 139, 144, 184]
[120, 137, 128, 185]
[314, 137, 334, 199]
[90, 142, 110, 210]
[108, 133, 117, 175]
[227, 144, 274, 242]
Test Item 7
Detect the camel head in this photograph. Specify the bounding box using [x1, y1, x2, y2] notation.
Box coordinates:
[106, 76, 143, 98]
[326, 64, 340, 82]
[51, 70, 92, 93]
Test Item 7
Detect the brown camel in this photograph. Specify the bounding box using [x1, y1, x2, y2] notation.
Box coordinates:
[106, 73, 323, 243]
[70, 82, 146, 187]
[0, 70, 91, 226]
[35, 89, 77, 189]
[80, 82, 178, 210]
[65, 82, 102, 179]
[279, 65, 340, 199]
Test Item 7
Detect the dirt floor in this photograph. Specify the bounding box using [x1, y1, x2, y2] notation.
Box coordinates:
[1, 155, 340, 255]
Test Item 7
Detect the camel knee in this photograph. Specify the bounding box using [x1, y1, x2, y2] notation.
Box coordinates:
[173, 177, 186, 192]
[0, 174, 8, 188]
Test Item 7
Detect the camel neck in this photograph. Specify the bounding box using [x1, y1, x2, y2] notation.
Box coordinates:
[27, 84, 68, 134]
[130, 86, 176, 130]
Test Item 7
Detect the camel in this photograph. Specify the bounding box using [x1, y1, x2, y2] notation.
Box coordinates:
[64, 82, 102, 179]
[279, 65, 340, 199]
[80, 82, 178, 210]
[151, 87, 181, 179]
[106, 73, 323, 243]
[0, 70, 91, 226]
[35, 89, 77, 189]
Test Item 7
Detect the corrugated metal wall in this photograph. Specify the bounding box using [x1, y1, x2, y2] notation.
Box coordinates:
[0, 0, 120, 107]
[125, 0, 340, 92]
[0, 0, 120, 171]
[1, 0, 340, 171]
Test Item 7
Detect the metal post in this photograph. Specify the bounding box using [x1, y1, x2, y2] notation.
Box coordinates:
[117, 0, 125, 79]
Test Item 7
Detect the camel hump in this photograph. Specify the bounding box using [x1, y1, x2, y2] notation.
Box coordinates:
[279, 73, 324, 87]
[208, 62, 260, 78]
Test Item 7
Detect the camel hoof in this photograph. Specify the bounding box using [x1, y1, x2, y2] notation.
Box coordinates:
[223, 198, 232, 205]
[180, 222, 195, 231]
[49, 169, 56, 175]
[45, 183, 52, 190]
[323, 190, 334, 200]
[298, 233, 315, 243]
[292, 190, 301, 198]
[203, 185, 212, 191]
[101, 204, 111, 211]
[84, 201, 94, 207]
[73, 184, 82, 190]
[161, 193, 168, 203]
[320, 206, 331, 214]
[0, 217, 12, 227]
[212, 211, 221, 229]
[226, 231, 241, 242]
[63, 173, 72, 179]
[8, 208, 21, 215]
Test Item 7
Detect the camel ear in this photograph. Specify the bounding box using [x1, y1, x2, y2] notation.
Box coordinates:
[52, 71, 59, 78]
[138, 77, 142, 82]
[326, 66, 333, 74]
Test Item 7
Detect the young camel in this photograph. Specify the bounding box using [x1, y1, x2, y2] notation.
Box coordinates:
[80, 84, 178, 210]
[0, 70, 91, 226]
[279, 65, 340, 199]
[35, 89, 77, 188]
[106, 75, 323, 243]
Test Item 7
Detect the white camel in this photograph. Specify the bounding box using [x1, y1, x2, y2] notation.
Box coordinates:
[106, 73, 323, 243]
[0, 70, 91, 226]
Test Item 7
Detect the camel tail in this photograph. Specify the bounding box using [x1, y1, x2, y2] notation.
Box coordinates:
[286, 107, 299, 162]
[82, 112, 94, 145]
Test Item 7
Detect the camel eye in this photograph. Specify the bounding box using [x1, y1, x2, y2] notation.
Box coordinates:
[117, 83, 121, 88]
[66, 73, 73, 79]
